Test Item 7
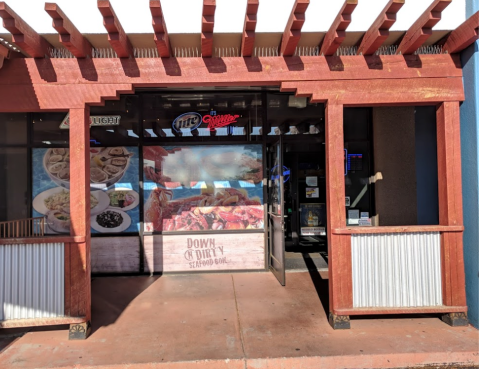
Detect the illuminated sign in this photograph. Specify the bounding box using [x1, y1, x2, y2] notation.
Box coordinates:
[271, 165, 290, 183]
[203, 114, 240, 131]
[172, 111, 241, 133]
[59, 114, 121, 129]
[172, 112, 203, 133]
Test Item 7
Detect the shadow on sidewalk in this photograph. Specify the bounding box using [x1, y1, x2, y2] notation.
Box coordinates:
[302, 253, 330, 315]
[89, 275, 160, 336]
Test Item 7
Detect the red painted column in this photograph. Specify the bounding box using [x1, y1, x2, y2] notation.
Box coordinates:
[436, 102, 467, 310]
[325, 101, 352, 328]
[68, 106, 91, 338]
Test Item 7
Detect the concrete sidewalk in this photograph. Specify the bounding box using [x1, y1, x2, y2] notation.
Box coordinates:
[0, 271, 478, 369]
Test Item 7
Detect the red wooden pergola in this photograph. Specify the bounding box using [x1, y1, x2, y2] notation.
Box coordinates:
[0, 0, 477, 338]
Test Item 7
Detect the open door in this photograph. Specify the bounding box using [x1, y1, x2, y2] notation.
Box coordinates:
[268, 137, 286, 285]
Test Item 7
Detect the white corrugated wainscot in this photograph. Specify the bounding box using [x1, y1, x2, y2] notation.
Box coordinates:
[0, 243, 64, 321]
[351, 232, 442, 308]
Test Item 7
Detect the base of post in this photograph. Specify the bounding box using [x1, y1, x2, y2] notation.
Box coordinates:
[329, 313, 350, 330]
[69, 321, 91, 340]
[441, 312, 468, 327]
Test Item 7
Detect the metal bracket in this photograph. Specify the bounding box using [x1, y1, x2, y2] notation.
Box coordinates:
[69, 321, 91, 340]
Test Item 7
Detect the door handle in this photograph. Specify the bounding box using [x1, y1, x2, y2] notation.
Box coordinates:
[268, 212, 287, 218]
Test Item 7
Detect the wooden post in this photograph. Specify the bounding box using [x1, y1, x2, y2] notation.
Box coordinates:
[436, 101, 468, 327]
[68, 107, 92, 339]
[325, 101, 352, 329]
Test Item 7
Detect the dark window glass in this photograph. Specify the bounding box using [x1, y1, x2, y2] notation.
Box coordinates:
[90, 96, 141, 146]
[32, 113, 69, 145]
[0, 148, 29, 221]
[142, 93, 261, 140]
[0, 113, 28, 145]
[344, 109, 372, 226]
[344, 106, 439, 227]
[266, 94, 324, 136]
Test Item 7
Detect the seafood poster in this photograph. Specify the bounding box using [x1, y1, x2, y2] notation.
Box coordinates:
[143, 144, 264, 232]
[32, 147, 140, 234]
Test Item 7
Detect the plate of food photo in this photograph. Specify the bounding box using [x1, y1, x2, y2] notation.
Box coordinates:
[105, 188, 140, 211]
[91, 209, 131, 233]
[42, 147, 133, 189]
[33, 187, 110, 216]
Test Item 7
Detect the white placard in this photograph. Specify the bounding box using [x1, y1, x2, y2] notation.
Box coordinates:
[348, 209, 360, 225]
[301, 227, 326, 236]
[306, 176, 318, 186]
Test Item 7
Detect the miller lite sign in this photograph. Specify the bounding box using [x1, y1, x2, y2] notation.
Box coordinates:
[172, 112, 203, 133]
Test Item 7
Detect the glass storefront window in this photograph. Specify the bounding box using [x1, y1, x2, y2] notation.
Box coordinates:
[33, 113, 69, 145]
[267, 94, 324, 136]
[143, 144, 264, 232]
[90, 96, 141, 146]
[142, 93, 262, 140]
[344, 106, 439, 227]
[31, 146, 140, 234]
[0, 148, 29, 221]
[0, 113, 28, 146]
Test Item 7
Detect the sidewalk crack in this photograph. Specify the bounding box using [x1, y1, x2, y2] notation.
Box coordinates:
[231, 274, 248, 369]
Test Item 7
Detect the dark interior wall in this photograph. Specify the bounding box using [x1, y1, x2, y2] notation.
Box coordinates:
[373, 107, 418, 226]
[415, 107, 439, 225]
[0, 148, 29, 221]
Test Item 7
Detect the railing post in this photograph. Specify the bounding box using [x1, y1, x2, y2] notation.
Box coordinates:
[436, 101, 468, 326]
[325, 100, 352, 329]
[68, 106, 91, 339]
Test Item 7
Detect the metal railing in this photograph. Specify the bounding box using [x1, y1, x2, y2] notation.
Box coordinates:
[0, 217, 46, 238]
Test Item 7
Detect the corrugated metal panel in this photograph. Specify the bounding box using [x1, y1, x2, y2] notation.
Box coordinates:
[0, 243, 64, 321]
[352, 232, 442, 308]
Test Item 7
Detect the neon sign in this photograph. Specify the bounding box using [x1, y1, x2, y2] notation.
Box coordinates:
[172, 112, 241, 132]
[59, 113, 121, 129]
[203, 114, 240, 131]
[172, 112, 203, 132]
[271, 165, 290, 183]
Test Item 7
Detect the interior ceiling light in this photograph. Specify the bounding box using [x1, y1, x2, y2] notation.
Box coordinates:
[288, 96, 307, 108]
[268, 99, 281, 108]
[233, 101, 246, 108]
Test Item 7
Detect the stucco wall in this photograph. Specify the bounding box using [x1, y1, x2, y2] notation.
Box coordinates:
[460, 0, 479, 329]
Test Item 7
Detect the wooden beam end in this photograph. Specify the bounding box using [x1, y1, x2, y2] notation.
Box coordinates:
[44, 3, 59, 12]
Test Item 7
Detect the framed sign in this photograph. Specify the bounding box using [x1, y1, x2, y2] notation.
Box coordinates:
[299, 203, 326, 236]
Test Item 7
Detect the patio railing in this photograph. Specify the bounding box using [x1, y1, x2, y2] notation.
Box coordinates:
[0, 217, 46, 238]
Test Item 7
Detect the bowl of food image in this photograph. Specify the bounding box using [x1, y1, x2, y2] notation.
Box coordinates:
[46, 209, 71, 234]
[33, 187, 110, 216]
[43, 147, 133, 190]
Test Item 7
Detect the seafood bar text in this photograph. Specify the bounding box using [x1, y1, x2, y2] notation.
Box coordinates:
[185, 238, 228, 269]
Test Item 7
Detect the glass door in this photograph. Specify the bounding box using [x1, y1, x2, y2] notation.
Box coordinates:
[268, 136, 286, 285]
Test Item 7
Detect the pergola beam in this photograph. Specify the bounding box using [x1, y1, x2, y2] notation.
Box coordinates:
[319, 0, 358, 56]
[357, 0, 404, 55]
[442, 11, 479, 54]
[396, 0, 451, 55]
[0, 1, 51, 57]
[98, 0, 133, 58]
[0, 43, 9, 69]
[241, 0, 259, 57]
[45, 3, 92, 58]
[150, 0, 170, 58]
[201, 0, 216, 57]
[280, 0, 309, 56]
